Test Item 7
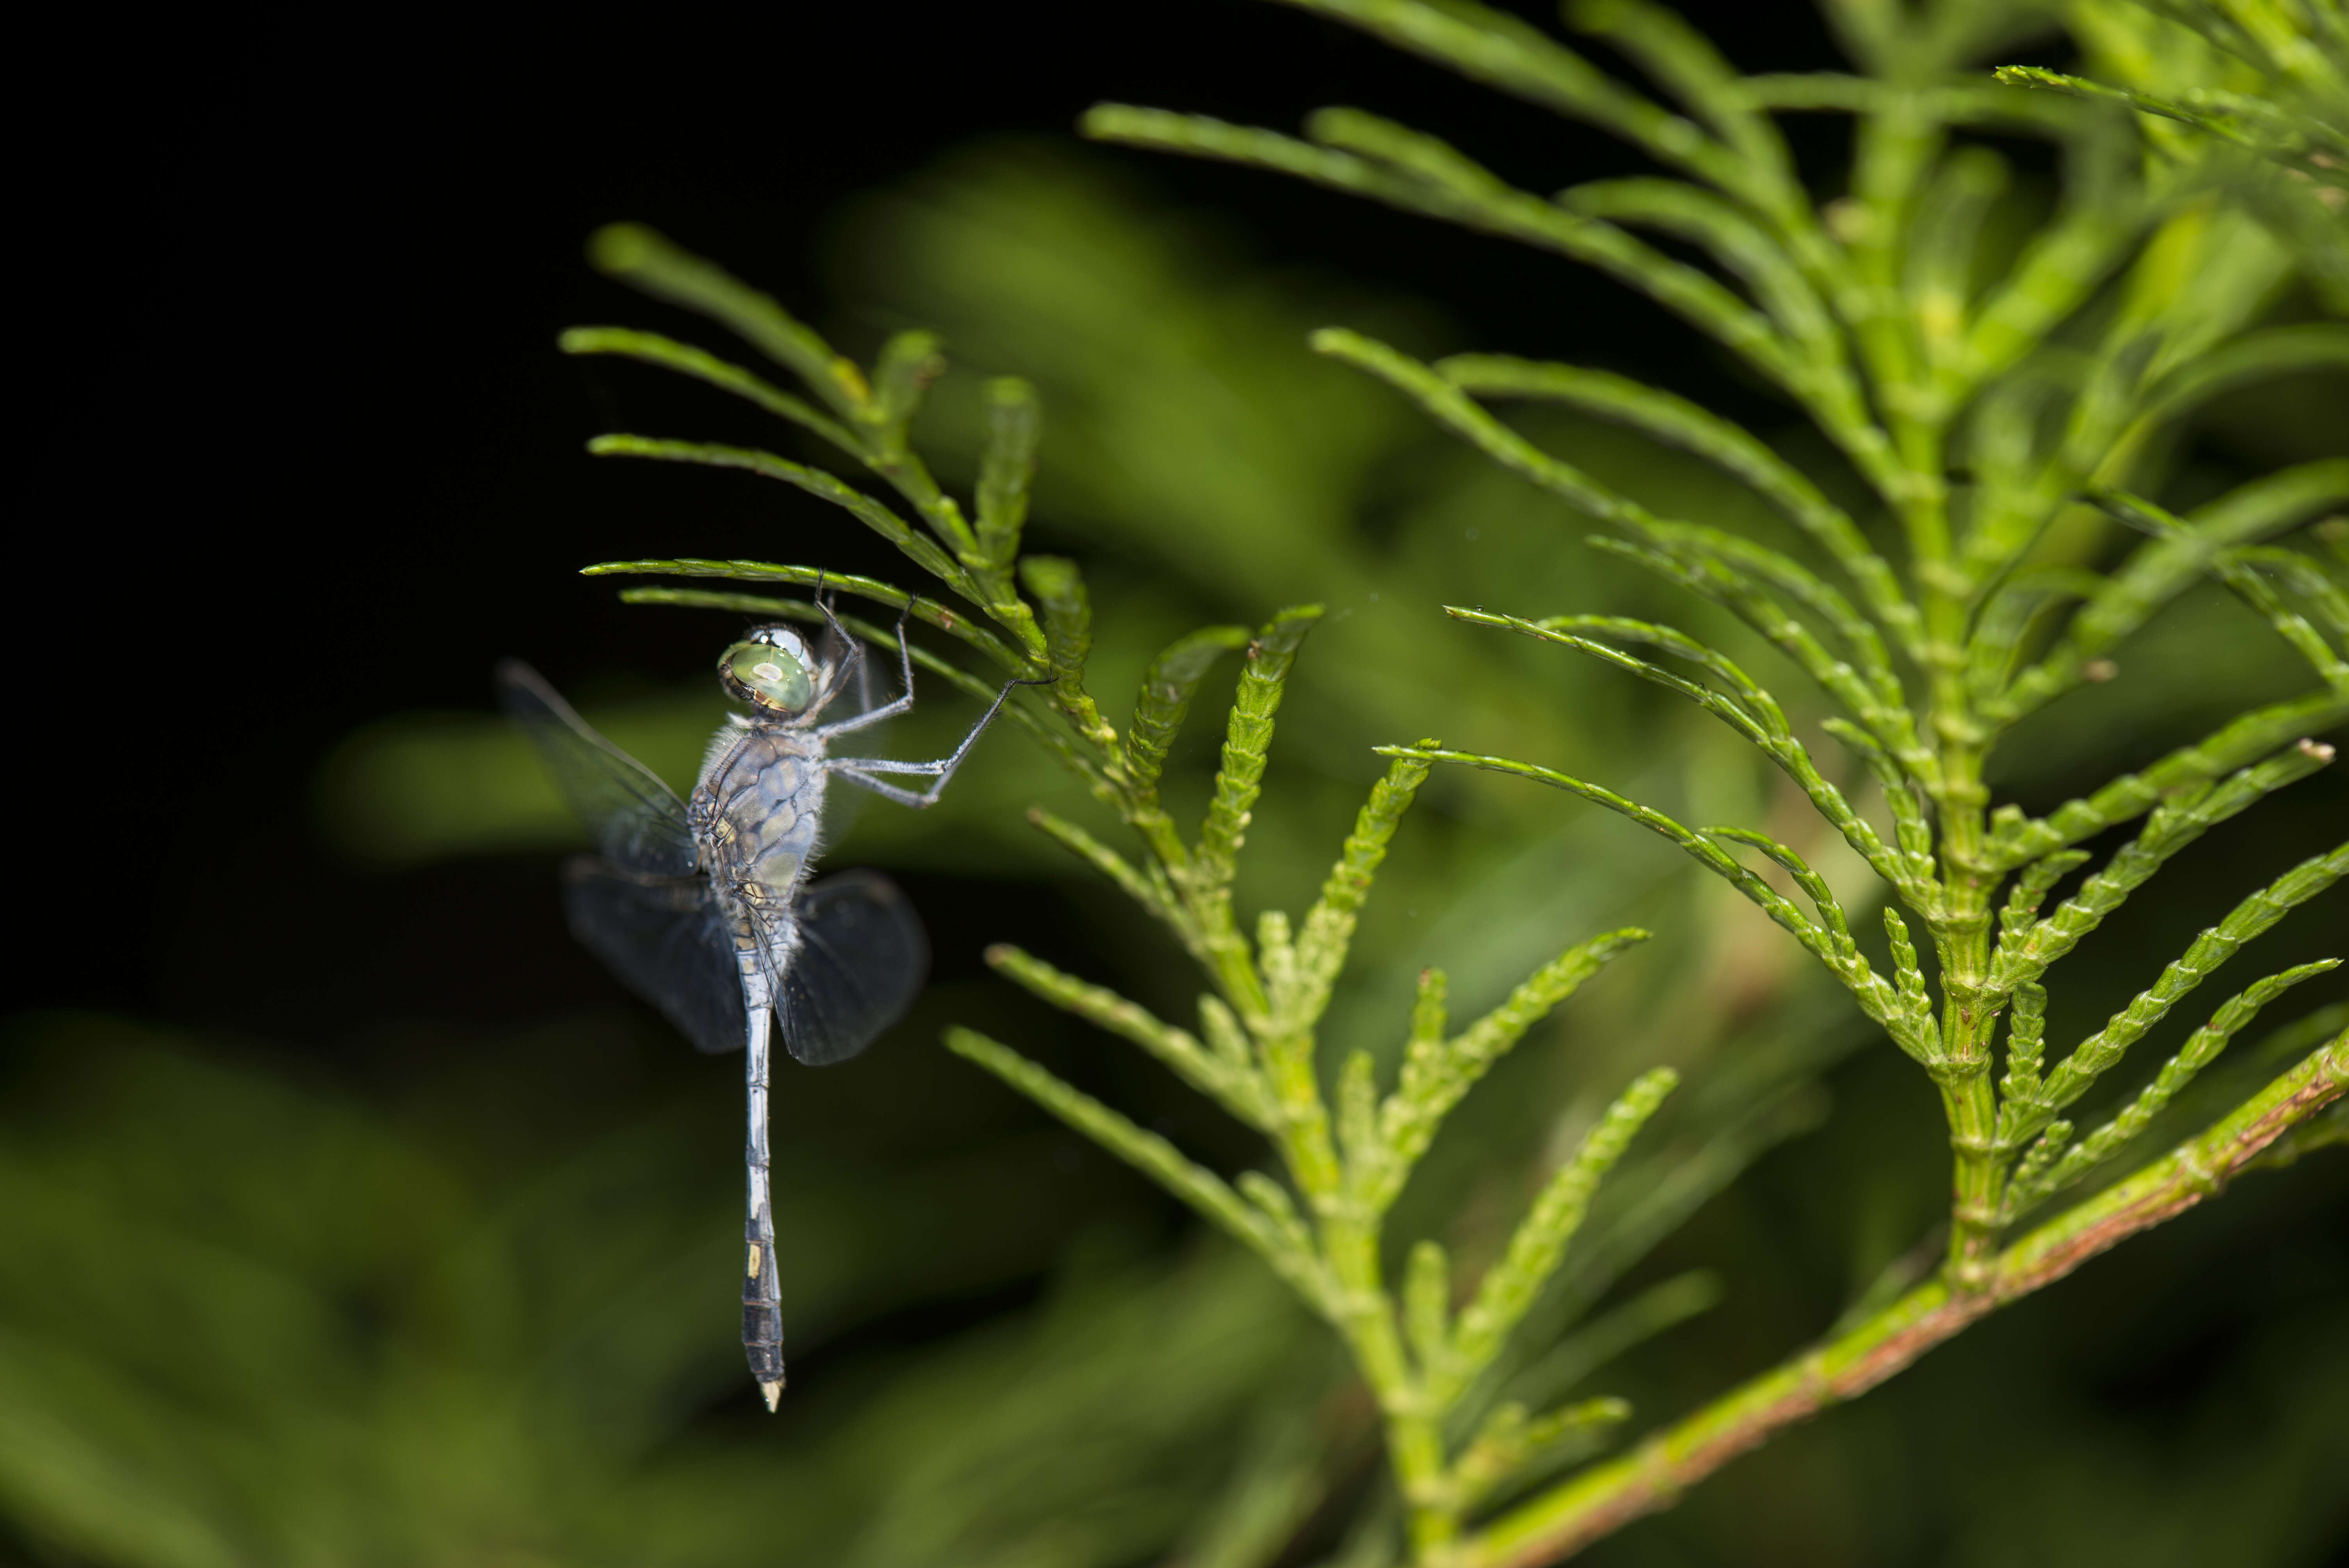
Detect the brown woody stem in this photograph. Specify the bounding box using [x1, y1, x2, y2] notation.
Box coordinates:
[1458, 1035, 2348, 1568]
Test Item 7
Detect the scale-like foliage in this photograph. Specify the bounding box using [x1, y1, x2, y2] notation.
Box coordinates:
[554, 2, 2346, 1560]
[1069, 0, 2347, 1558]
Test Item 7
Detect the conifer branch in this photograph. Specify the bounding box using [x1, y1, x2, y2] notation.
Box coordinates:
[1461, 1038, 2349, 1567]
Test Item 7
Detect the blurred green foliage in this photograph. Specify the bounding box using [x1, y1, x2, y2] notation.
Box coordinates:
[0, 1015, 1322, 1568]
[12, 13, 2349, 1563]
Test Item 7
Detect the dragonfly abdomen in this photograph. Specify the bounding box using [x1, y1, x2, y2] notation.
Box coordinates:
[743, 1187, 785, 1396]
[743, 1006, 786, 1409]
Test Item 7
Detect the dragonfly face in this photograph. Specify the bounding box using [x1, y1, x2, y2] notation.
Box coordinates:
[718, 624, 821, 716]
[499, 601, 1035, 1411]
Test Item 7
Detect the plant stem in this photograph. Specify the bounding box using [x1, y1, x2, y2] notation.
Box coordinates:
[1934, 732, 2005, 1288]
[1902, 384, 2007, 1287]
[1324, 1213, 1453, 1551]
[1452, 1034, 2347, 1568]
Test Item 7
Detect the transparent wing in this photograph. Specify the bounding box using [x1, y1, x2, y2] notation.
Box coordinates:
[562, 858, 747, 1055]
[778, 870, 929, 1066]
[497, 659, 697, 877]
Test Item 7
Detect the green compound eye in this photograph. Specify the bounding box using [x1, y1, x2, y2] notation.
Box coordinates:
[724, 641, 814, 712]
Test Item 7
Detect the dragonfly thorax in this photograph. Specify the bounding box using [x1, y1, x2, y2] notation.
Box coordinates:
[694, 722, 827, 884]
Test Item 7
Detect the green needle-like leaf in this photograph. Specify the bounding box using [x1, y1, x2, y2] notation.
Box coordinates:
[1553, 176, 1838, 362]
[2231, 547, 2349, 638]
[1372, 930, 1651, 1213]
[2133, 323, 2349, 428]
[1199, 996, 1257, 1079]
[1125, 625, 1253, 807]
[1998, 855, 2089, 948]
[1337, 1048, 1383, 1176]
[2010, 960, 2343, 1213]
[1434, 353, 1917, 649]
[2006, 1120, 2073, 1198]
[1905, 145, 2007, 390]
[1318, 334, 1918, 766]
[1565, 0, 1791, 193]
[586, 559, 1028, 671]
[1966, 567, 2104, 705]
[870, 328, 946, 436]
[2212, 547, 2349, 688]
[583, 437, 971, 592]
[1026, 808, 1181, 928]
[1194, 607, 1324, 913]
[558, 326, 862, 453]
[1960, 188, 2148, 394]
[586, 222, 867, 416]
[1237, 1171, 1320, 1266]
[1452, 1395, 1632, 1514]
[1017, 556, 1117, 752]
[1091, 114, 1798, 390]
[1995, 460, 2349, 724]
[1580, 533, 1924, 777]
[1516, 613, 1789, 741]
[2092, 487, 2349, 690]
[1990, 706, 2349, 870]
[1707, 825, 1855, 954]
[974, 376, 1041, 571]
[1307, 104, 1515, 202]
[858, 330, 977, 556]
[1434, 1067, 1679, 1407]
[1404, 1238, 1452, 1376]
[1644, 522, 1915, 720]
[1882, 906, 1934, 1033]
[1993, 65, 2348, 176]
[1288, 749, 1437, 1034]
[1993, 748, 2340, 989]
[1821, 718, 1939, 885]
[986, 945, 1275, 1130]
[945, 1028, 1333, 1313]
[1453, 605, 1911, 891]
[2003, 841, 2349, 1147]
[1266, 0, 1742, 192]
[1386, 745, 1925, 1055]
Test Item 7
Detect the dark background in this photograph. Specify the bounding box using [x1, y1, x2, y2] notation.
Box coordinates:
[23, 0, 1858, 1040]
[9, 3, 2343, 1564]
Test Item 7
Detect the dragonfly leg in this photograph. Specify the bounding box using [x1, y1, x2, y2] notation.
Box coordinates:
[825, 672, 1047, 807]
[826, 768, 953, 810]
[813, 602, 922, 740]
[804, 577, 875, 720]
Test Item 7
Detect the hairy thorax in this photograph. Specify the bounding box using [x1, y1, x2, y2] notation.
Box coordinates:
[690, 718, 830, 976]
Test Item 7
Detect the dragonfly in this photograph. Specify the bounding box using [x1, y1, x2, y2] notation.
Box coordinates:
[499, 598, 1027, 1410]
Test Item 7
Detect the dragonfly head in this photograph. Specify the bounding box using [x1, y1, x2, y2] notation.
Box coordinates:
[719, 625, 819, 716]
